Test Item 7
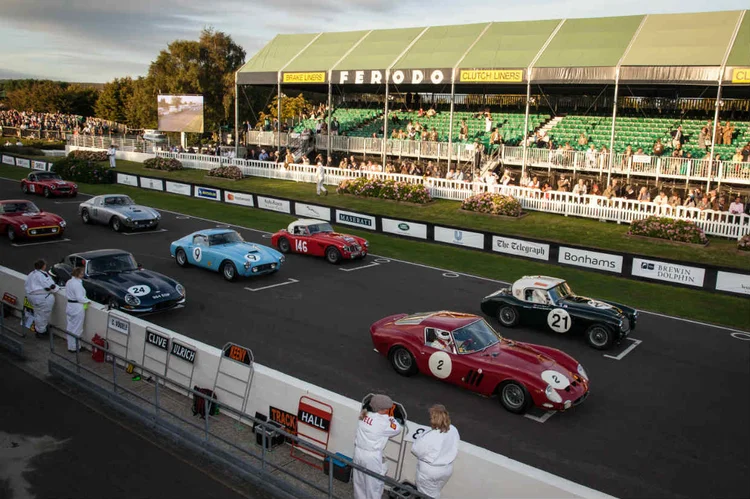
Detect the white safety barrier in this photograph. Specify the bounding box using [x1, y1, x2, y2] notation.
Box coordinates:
[0, 265, 613, 499]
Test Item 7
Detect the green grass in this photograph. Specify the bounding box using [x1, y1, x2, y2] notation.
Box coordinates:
[106, 159, 750, 271]
[2, 162, 748, 331]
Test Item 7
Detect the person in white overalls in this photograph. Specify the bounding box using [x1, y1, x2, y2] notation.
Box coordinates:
[316, 161, 328, 196]
[24, 259, 57, 337]
[411, 404, 460, 499]
[353, 394, 401, 499]
[65, 267, 90, 352]
[107, 144, 117, 168]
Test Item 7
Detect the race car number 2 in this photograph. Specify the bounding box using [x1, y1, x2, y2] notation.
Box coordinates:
[193, 247, 202, 262]
[547, 308, 571, 333]
[428, 351, 452, 379]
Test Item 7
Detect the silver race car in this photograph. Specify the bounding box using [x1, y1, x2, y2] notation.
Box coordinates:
[79, 194, 161, 232]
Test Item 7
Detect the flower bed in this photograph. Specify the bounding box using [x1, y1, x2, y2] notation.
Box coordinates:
[461, 192, 523, 217]
[51, 158, 114, 184]
[628, 216, 708, 245]
[68, 149, 108, 162]
[144, 157, 183, 171]
[738, 234, 750, 252]
[337, 177, 432, 204]
[207, 165, 243, 180]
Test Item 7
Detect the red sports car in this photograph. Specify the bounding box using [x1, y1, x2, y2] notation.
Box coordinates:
[21, 171, 78, 198]
[271, 219, 368, 264]
[0, 199, 66, 242]
[370, 311, 590, 414]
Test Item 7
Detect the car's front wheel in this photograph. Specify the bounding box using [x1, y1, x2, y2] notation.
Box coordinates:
[43, 187, 51, 198]
[498, 381, 531, 414]
[586, 324, 614, 350]
[81, 209, 91, 224]
[389, 346, 418, 377]
[278, 237, 291, 253]
[325, 246, 341, 264]
[221, 261, 237, 282]
[21, 183, 28, 194]
[497, 305, 519, 327]
[111, 217, 123, 232]
[175, 248, 188, 267]
[7, 226, 18, 242]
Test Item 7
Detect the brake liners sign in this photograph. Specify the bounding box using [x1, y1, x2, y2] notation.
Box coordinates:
[283, 72, 326, 84]
[459, 69, 523, 83]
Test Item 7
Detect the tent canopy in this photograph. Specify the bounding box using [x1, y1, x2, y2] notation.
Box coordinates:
[236, 10, 749, 86]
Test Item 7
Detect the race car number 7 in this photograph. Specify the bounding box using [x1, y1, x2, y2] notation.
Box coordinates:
[547, 308, 571, 333]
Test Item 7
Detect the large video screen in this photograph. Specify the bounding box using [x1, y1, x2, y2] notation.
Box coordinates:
[157, 95, 204, 133]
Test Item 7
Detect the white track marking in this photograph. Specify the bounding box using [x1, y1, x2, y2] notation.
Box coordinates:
[443, 272, 460, 278]
[175, 216, 190, 220]
[53, 200, 87, 204]
[339, 262, 380, 272]
[374, 258, 391, 263]
[122, 228, 168, 236]
[524, 411, 556, 423]
[11, 238, 70, 247]
[730, 332, 750, 341]
[245, 278, 299, 292]
[603, 338, 643, 360]
[637, 310, 750, 334]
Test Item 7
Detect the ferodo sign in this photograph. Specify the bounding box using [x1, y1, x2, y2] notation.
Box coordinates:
[332, 69, 451, 85]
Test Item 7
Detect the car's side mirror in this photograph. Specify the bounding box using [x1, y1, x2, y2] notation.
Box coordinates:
[426, 329, 436, 343]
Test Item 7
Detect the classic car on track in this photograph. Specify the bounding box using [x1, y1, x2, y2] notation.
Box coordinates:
[271, 219, 368, 264]
[21, 171, 78, 198]
[49, 249, 186, 313]
[370, 311, 589, 414]
[480, 276, 638, 350]
[79, 194, 160, 232]
[170, 228, 284, 281]
[0, 199, 66, 242]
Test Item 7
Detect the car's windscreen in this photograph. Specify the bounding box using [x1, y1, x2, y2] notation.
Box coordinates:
[1, 202, 40, 214]
[548, 282, 573, 302]
[104, 196, 134, 206]
[87, 254, 138, 274]
[36, 172, 62, 180]
[309, 223, 333, 234]
[452, 319, 501, 354]
[209, 231, 243, 245]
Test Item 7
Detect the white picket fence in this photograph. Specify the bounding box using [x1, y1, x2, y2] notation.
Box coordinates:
[156, 151, 750, 239]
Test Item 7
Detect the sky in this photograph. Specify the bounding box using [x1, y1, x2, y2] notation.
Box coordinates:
[0, 0, 747, 83]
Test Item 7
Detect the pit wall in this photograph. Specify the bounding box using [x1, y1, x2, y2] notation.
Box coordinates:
[0, 265, 613, 499]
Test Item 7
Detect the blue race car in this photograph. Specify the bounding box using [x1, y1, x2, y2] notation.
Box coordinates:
[170, 228, 284, 281]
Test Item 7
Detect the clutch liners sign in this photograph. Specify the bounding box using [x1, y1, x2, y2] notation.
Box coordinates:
[459, 69, 523, 83]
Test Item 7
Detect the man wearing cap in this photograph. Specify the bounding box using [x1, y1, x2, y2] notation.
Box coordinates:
[107, 144, 117, 168]
[24, 259, 58, 338]
[353, 394, 401, 499]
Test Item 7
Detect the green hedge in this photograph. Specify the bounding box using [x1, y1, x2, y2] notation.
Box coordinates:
[51, 157, 114, 184]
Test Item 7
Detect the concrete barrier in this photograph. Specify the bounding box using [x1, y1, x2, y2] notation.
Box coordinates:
[0, 265, 613, 499]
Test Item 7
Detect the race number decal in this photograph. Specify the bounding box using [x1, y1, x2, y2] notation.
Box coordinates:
[547, 308, 571, 333]
[295, 240, 308, 253]
[245, 254, 259, 262]
[193, 247, 202, 262]
[541, 370, 570, 389]
[127, 285, 151, 297]
[428, 351, 452, 379]
[29, 184, 35, 193]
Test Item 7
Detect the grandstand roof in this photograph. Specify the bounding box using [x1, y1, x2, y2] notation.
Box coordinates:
[237, 10, 750, 86]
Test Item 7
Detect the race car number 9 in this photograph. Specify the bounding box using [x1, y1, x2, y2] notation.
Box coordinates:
[547, 308, 571, 333]
[428, 351, 452, 379]
[193, 247, 202, 262]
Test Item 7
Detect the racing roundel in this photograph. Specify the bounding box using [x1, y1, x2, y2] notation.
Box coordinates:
[193, 247, 202, 262]
[245, 254, 259, 262]
[428, 351, 452, 379]
[547, 308, 572, 333]
[127, 285, 151, 297]
[541, 370, 570, 389]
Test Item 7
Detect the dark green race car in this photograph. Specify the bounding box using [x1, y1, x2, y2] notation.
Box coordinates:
[480, 275, 638, 350]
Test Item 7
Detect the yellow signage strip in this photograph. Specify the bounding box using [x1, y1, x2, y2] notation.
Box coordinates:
[731, 68, 750, 84]
[459, 69, 524, 83]
[282, 72, 326, 84]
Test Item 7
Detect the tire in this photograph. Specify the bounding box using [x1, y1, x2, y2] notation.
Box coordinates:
[72, 192, 78, 198]
[151, 223, 159, 231]
[221, 261, 237, 282]
[325, 246, 341, 264]
[586, 324, 614, 350]
[111, 217, 123, 232]
[389, 346, 418, 377]
[107, 296, 119, 310]
[278, 237, 291, 254]
[7, 226, 17, 242]
[175, 248, 188, 267]
[21, 183, 28, 194]
[81, 209, 91, 224]
[497, 305, 519, 327]
[43, 187, 51, 198]
[498, 381, 531, 414]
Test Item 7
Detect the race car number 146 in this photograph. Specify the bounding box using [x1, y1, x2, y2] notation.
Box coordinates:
[547, 308, 571, 333]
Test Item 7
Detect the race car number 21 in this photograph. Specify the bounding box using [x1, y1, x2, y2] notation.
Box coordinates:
[547, 308, 571, 333]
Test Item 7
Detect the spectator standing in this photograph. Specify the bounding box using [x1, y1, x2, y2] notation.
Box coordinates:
[713, 122, 723, 146]
[698, 127, 708, 150]
[670, 125, 685, 149]
[24, 259, 57, 338]
[577, 132, 588, 147]
[65, 267, 90, 352]
[723, 121, 734, 145]
[729, 196, 745, 214]
[107, 144, 117, 168]
[411, 405, 460, 499]
[458, 120, 468, 141]
[652, 139, 664, 157]
[353, 394, 401, 499]
[315, 160, 327, 196]
[585, 144, 597, 168]
[637, 187, 651, 202]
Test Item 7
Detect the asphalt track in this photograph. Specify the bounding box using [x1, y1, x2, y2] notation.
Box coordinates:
[159, 110, 203, 133]
[1, 178, 749, 499]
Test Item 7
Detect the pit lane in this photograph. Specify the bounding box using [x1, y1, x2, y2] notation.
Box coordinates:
[1, 178, 748, 499]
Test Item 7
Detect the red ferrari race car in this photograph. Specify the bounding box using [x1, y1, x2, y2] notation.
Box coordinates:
[0, 199, 66, 242]
[370, 311, 589, 414]
[271, 219, 368, 264]
[21, 171, 78, 198]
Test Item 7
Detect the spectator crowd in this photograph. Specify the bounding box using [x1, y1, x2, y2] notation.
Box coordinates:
[0, 110, 128, 137]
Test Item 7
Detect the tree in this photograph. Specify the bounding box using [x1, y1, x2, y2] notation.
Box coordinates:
[257, 93, 314, 128]
[123, 77, 157, 129]
[95, 78, 134, 123]
[4, 80, 98, 116]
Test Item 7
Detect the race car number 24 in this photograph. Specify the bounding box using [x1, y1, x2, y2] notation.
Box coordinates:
[547, 308, 571, 333]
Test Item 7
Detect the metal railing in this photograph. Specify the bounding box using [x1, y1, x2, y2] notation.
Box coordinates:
[67, 134, 154, 153]
[45, 326, 425, 499]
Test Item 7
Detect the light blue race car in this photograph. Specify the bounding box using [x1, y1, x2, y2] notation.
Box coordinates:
[170, 228, 284, 281]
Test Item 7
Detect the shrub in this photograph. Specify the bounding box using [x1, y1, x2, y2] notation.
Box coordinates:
[0, 145, 45, 156]
[628, 216, 708, 245]
[51, 157, 114, 184]
[144, 156, 183, 171]
[208, 165, 243, 180]
[337, 177, 432, 204]
[68, 149, 108, 161]
[461, 192, 523, 217]
[738, 234, 750, 252]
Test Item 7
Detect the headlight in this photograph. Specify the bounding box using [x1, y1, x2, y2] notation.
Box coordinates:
[364, 241, 369, 247]
[244, 261, 251, 269]
[271, 263, 276, 269]
[545, 385, 562, 403]
[175, 284, 185, 296]
[20, 224, 28, 231]
[125, 217, 132, 222]
[252, 267, 258, 273]
[577, 364, 588, 381]
[124, 294, 140, 306]
[279, 256, 286, 263]
[73, 184, 78, 189]
[59, 220, 66, 228]
[155, 212, 161, 219]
